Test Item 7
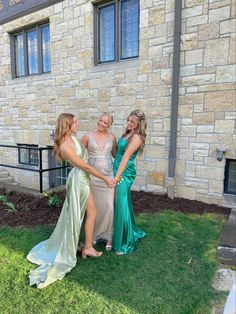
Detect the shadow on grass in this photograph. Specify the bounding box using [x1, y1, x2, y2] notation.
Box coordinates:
[0, 211, 226, 314]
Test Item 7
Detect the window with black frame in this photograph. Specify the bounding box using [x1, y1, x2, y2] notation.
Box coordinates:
[224, 159, 236, 195]
[10, 22, 51, 78]
[17, 144, 39, 166]
[94, 0, 139, 64]
[56, 160, 71, 186]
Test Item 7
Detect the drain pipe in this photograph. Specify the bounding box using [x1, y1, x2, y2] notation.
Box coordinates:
[167, 0, 182, 199]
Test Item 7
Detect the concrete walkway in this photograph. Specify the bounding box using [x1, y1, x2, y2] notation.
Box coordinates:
[215, 207, 236, 314]
[218, 210, 236, 266]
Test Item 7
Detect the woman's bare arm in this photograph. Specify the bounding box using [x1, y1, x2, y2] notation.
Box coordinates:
[60, 144, 114, 187]
[111, 133, 117, 158]
[81, 133, 89, 148]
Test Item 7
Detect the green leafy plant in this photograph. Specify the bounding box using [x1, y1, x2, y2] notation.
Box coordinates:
[43, 192, 62, 207]
[0, 194, 17, 213]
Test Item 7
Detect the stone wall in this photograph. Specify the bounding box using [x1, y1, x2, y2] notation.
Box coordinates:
[178, 0, 236, 204]
[0, 0, 235, 204]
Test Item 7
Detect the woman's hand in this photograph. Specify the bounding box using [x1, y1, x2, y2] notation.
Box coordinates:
[104, 177, 116, 188]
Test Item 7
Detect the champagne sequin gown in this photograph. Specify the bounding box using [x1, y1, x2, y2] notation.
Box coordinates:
[87, 132, 114, 243]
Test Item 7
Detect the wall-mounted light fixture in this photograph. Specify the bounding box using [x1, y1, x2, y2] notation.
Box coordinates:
[216, 147, 229, 162]
[50, 129, 55, 141]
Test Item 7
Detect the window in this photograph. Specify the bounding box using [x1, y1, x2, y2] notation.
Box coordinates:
[56, 160, 71, 186]
[17, 144, 39, 166]
[94, 0, 139, 64]
[224, 159, 236, 195]
[10, 22, 51, 78]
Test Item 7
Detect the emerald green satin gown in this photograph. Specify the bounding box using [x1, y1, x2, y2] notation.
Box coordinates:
[27, 136, 89, 288]
[113, 137, 146, 254]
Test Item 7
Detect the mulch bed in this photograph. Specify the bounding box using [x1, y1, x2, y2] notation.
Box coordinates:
[0, 187, 231, 228]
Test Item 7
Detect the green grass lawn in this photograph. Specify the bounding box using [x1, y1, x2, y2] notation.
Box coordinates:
[0, 211, 227, 314]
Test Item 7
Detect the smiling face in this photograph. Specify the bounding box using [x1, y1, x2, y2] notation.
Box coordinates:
[126, 115, 139, 132]
[70, 116, 79, 134]
[97, 115, 110, 132]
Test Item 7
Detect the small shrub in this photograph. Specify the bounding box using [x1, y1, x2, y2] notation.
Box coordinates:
[0, 194, 17, 213]
[43, 192, 62, 207]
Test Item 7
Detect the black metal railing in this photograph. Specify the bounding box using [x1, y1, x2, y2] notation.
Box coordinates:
[0, 144, 69, 193]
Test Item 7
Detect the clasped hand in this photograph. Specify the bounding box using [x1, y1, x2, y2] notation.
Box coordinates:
[105, 178, 116, 188]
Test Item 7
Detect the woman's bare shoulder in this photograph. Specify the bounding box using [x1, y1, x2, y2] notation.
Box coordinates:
[60, 137, 74, 155]
[127, 134, 142, 150]
[131, 133, 142, 143]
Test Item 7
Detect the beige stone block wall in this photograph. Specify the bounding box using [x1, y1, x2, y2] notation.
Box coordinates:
[0, 0, 235, 205]
[177, 0, 236, 205]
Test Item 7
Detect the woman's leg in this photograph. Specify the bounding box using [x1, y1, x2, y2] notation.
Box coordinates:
[82, 192, 102, 258]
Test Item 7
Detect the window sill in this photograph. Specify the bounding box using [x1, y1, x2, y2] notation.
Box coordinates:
[11, 72, 51, 82]
[91, 58, 139, 73]
[18, 164, 39, 169]
[223, 193, 236, 209]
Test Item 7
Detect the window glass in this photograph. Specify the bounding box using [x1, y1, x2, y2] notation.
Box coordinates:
[228, 161, 236, 193]
[121, 0, 139, 59]
[11, 23, 51, 78]
[56, 160, 71, 186]
[15, 34, 25, 76]
[30, 149, 39, 166]
[99, 4, 115, 62]
[95, 0, 139, 64]
[20, 148, 29, 164]
[18, 144, 39, 166]
[41, 25, 51, 73]
[27, 29, 38, 75]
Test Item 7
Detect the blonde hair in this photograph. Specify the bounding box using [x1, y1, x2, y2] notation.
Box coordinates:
[99, 112, 113, 128]
[124, 109, 147, 155]
[54, 113, 75, 160]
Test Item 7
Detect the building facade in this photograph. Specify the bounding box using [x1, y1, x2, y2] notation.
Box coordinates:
[0, 0, 235, 206]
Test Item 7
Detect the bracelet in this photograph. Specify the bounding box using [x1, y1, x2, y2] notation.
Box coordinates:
[115, 175, 124, 185]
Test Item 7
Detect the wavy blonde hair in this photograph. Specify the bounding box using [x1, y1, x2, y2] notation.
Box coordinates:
[99, 112, 113, 128]
[54, 113, 75, 160]
[124, 109, 147, 155]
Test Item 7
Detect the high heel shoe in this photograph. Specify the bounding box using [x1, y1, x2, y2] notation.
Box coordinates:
[105, 241, 112, 252]
[116, 251, 124, 256]
[76, 245, 82, 256]
[81, 246, 102, 260]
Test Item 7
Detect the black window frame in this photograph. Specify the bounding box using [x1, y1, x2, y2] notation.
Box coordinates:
[17, 144, 39, 166]
[56, 160, 71, 186]
[93, 0, 140, 65]
[10, 20, 51, 78]
[224, 159, 236, 195]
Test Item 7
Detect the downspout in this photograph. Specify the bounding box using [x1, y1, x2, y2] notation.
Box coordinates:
[167, 0, 182, 199]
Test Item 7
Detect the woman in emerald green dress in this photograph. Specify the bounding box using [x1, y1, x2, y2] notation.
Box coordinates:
[27, 113, 114, 288]
[113, 109, 147, 255]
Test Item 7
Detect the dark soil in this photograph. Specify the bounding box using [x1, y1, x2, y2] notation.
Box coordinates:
[0, 187, 231, 228]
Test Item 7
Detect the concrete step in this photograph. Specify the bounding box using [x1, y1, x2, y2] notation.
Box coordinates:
[0, 171, 9, 178]
[0, 177, 14, 183]
[5, 182, 19, 187]
[217, 247, 236, 266]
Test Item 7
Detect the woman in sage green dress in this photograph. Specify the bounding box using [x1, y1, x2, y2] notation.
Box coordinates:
[113, 109, 147, 255]
[27, 113, 114, 288]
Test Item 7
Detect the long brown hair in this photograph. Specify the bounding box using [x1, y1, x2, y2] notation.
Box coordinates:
[54, 113, 75, 160]
[123, 109, 147, 155]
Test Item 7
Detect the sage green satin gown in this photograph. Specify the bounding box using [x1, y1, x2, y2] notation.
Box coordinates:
[27, 136, 89, 289]
[113, 137, 146, 254]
